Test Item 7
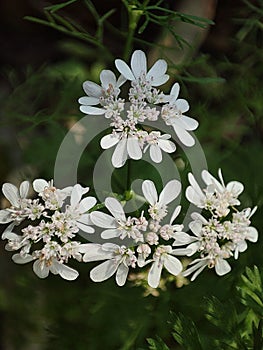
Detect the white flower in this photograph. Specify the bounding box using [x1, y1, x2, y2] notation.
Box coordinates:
[161, 83, 198, 147]
[33, 179, 72, 210]
[66, 184, 96, 234]
[144, 131, 176, 163]
[100, 132, 142, 168]
[142, 179, 181, 221]
[90, 197, 142, 241]
[115, 50, 169, 86]
[78, 70, 126, 115]
[185, 169, 244, 216]
[81, 243, 136, 286]
[12, 253, 79, 280]
[148, 245, 186, 288]
[0, 181, 30, 224]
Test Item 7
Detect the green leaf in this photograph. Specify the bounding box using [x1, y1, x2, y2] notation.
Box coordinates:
[147, 337, 170, 350]
[44, 0, 78, 13]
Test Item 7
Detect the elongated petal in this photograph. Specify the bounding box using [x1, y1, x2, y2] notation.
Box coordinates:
[77, 221, 94, 233]
[158, 139, 176, 153]
[201, 170, 224, 192]
[81, 244, 114, 262]
[116, 263, 129, 286]
[127, 136, 142, 160]
[70, 184, 83, 207]
[151, 74, 169, 86]
[170, 82, 180, 100]
[185, 242, 200, 256]
[33, 179, 49, 193]
[12, 253, 34, 264]
[78, 96, 100, 106]
[115, 59, 134, 80]
[77, 213, 93, 226]
[90, 211, 116, 228]
[1, 223, 15, 238]
[186, 173, 205, 205]
[0, 209, 12, 224]
[33, 260, 49, 279]
[215, 258, 231, 276]
[78, 197, 97, 214]
[101, 229, 121, 239]
[226, 181, 244, 197]
[189, 221, 202, 237]
[176, 116, 199, 131]
[117, 74, 127, 87]
[170, 205, 181, 224]
[112, 137, 127, 168]
[100, 134, 119, 149]
[164, 254, 182, 276]
[174, 99, 189, 113]
[246, 226, 258, 242]
[142, 180, 158, 205]
[79, 105, 105, 115]
[2, 183, 19, 207]
[148, 260, 163, 288]
[172, 124, 195, 147]
[182, 259, 207, 278]
[105, 197, 126, 221]
[90, 260, 118, 282]
[19, 181, 30, 198]
[53, 261, 79, 280]
[83, 81, 102, 97]
[100, 69, 116, 89]
[147, 59, 167, 80]
[191, 212, 208, 224]
[159, 179, 181, 206]
[149, 144, 162, 163]
[131, 50, 147, 78]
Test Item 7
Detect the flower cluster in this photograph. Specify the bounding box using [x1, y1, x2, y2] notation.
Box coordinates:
[79, 50, 198, 167]
[0, 180, 96, 280]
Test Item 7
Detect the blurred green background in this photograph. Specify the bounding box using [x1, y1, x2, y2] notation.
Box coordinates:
[0, 1, 262, 349]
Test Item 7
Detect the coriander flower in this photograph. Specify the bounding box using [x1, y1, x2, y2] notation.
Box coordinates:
[78, 70, 126, 115]
[142, 179, 181, 221]
[144, 131, 176, 163]
[82, 243, 137, 286]
[115, 50, 169, 87]
[161, 82, 199, 147]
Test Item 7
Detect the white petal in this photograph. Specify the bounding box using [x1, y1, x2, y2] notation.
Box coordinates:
[186, 173, 205, 203]
[215, 259, 231, 276]
[105, 197, 126, 221]
[148, 260, 163, 288]
[90, 211, 116, 228]
[116, 74, 127, 87]
[185, 187, 203, 206]
[81, 244, 114, 262]
[100, 69, 116, 89]
[53, 261, 79, 280]
[101, 229, 121, 239]
[127, 136, 142, 160]
[90, 260, 118, 282]
[0, 209, 12, 224]
[151, 74, 169, 86]
[185, 242, 200, 256]
[174, 99, 189, 113]
[78, 213, 93, 226]
[77, 221, 94, 234]
[147, 59, 167, 80]
[189, 221, 202, 237]
[172, 124, 195, 146]
[116, 263, 129, 286]
[100, 134, 119, 149]
[33, 179, 49, 193]
[2, 183, 19, 207]
[112, 137, 127, 168]
[159, 180, 181, 206]
[83, 81, 102, 97]
[201, 170, 224, 192]
[33, 260, 50, 279]
[164, 255, 182, 276]
[177, 116, 199, 131]
[78, 197, 97, 214]
[131, 50, 147, 78]
[79, 105, 105, 115]
[19, 181, 30, 198]
[226, 181, 244, 197]
[170, 82, 180, 100]
[115, 59, 134, 80]
[12, 254, 33, 264]
[170, 205, 181, 224]
[246, 227, 258, 242]
[142, 180, 158, 205]
[1, 223, 15, 238]
[149, 144, 162, 163]
[158, 139, 176, 153]
[191, 212, 208, 224]
[78, 96, 100, 106]
[70, 184, 83, 207]
[182, 259, 207, 278]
